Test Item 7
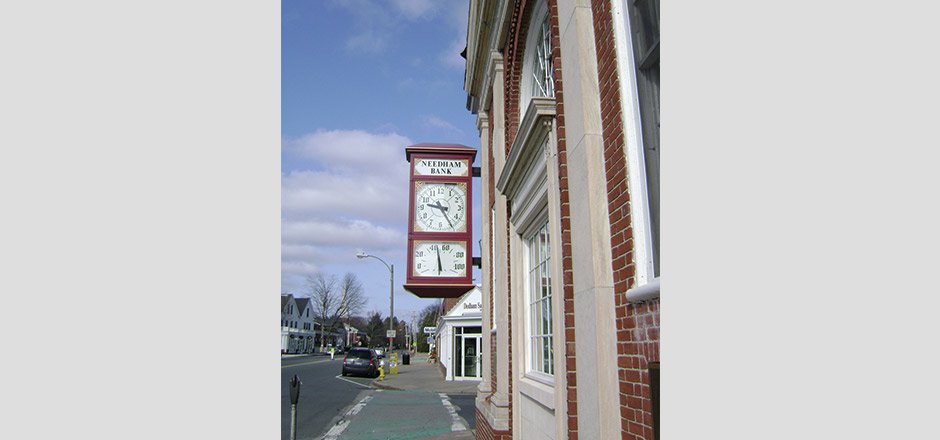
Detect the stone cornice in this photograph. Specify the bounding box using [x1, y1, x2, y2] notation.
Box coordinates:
[496, 97, 555, 199]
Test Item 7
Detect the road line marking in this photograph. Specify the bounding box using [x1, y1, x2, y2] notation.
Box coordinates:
[334, 375, 373, 388]
[439, 393, 468, 432]
[281, 359, 332, 369]
[322, 395, 373, 440]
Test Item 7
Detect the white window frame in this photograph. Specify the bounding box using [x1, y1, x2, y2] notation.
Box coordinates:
[612, 0, 658, 284]
[522, 213, 553, 380]
[497, 94, 562, 409]
[520, 0, 553, 121]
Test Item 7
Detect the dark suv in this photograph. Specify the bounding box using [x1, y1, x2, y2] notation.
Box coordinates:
[342, 348, 379, 378]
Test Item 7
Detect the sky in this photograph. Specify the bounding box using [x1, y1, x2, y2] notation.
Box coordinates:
[281, 0, 481, 325]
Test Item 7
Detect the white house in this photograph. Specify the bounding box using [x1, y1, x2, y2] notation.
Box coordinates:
[435, 286, 484, 381]
[281, 294, 318, 354]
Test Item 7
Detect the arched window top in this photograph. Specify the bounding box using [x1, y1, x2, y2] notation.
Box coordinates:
[520, 1, 553, 120]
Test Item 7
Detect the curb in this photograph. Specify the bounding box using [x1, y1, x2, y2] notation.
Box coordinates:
[371, 380, 404, 391]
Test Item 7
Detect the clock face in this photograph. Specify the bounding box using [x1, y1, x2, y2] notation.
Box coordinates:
[414, 182, 467, 233]
[412, 241, 468, 278]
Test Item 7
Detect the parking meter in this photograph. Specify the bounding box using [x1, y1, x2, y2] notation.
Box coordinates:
[289, 375, 301, 405]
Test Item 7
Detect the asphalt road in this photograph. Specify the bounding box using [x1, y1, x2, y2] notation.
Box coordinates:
[281, 355, 374, 440]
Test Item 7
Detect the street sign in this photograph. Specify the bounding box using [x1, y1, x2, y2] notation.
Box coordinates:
[427, 336, 434, 343]
[423, 326, 437, 334]
[386, 330, 397, 338]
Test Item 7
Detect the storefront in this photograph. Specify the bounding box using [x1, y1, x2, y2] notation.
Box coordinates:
[436, 286, 483, 381]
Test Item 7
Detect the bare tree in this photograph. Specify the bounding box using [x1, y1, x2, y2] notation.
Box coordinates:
[338, 272, 367, 319]
[307, 272, 368, 348]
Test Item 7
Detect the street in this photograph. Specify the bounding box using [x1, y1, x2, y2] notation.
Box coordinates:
[281, 354, 373, 440]
[281, 354, 475, 440]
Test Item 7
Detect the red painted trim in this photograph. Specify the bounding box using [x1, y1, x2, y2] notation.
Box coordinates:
[405, 145, 477, 298]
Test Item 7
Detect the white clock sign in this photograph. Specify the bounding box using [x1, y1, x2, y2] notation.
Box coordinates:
[412, 241, 468, 278]
[414, 182, 467, 233]
[413, 158, 469, 177]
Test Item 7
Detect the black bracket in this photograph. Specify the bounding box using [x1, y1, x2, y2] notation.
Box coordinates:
[472, 257, 482, 268]
[472, 167, 481, 177]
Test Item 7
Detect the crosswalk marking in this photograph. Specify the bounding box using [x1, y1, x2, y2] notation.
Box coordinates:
[438, 393, 468, 432]
[321, 394, 373, 440]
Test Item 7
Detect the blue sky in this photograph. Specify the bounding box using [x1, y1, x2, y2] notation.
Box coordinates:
[281, 0, 481, 324]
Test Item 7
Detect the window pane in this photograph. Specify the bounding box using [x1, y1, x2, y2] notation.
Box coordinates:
[542, 338, 551, 373]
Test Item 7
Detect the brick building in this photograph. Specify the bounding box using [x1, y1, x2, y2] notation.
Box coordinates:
[462, 1, 660, 439]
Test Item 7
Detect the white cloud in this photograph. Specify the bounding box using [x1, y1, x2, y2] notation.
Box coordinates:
[437, 0, 470, 69]
[282, 218, 405, 251]
[346, 31, 386, 53]
[392, 0, 436, 20]
[440, 37, 467, 70]
[283, 129, 411, 174]
[281, 128, 414, 295]
[422, 115, 464, 136]
[281, 170, 409, 225]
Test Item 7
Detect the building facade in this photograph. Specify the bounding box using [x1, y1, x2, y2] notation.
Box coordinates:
[463, 1, 660, 439]
[435, 286, 485, 381]
[281, 293, 344, 354]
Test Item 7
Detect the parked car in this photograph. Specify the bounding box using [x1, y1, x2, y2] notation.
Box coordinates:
[342, 348, 379, 378]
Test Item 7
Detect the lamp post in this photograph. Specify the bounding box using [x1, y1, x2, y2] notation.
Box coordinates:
[356, 251, 394, 352]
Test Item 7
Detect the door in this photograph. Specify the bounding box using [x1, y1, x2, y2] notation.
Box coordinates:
[462, 335, 481, 378]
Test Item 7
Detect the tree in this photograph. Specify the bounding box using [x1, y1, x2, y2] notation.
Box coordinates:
[366, 311, 386, 347]
[416, 301, 441, 352]
[307, 272, 368, 348]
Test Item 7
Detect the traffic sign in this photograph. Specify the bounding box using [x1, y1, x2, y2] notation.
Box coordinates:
[386, 330, 397, 338]
[423, 326, 437, 334]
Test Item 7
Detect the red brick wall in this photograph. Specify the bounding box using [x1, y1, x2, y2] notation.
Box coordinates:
[476, 408, 512, 440]
[620, 300, 660, 440]
[590, 0, 661, 439]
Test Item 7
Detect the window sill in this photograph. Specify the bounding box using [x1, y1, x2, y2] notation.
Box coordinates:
[519, 373, 555, 410]
[627, 276, 660, 303]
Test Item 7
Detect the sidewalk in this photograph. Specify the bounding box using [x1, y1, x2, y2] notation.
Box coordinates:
[373, 353, 480, 395]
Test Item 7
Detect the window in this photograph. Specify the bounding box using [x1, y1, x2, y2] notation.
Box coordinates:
[531, 15, 554, 98]
[527, 221, 553, 375]
[520, 1, 553, 120]
[626, 0, 660, 274]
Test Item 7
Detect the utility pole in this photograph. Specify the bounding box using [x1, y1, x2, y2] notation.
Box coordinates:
[357, 251, 395, 351]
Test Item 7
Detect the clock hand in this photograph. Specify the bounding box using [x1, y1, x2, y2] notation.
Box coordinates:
[427, 202, 455, 229]
[443, 211, 454, 229]
[436, 247, 443, 275]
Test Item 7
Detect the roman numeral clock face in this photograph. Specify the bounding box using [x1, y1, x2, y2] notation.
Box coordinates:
[414, 182, 467, 233]
[412, 241, 468, 278]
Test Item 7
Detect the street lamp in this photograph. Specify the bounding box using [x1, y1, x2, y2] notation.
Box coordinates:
[356, 251, 395, 352]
